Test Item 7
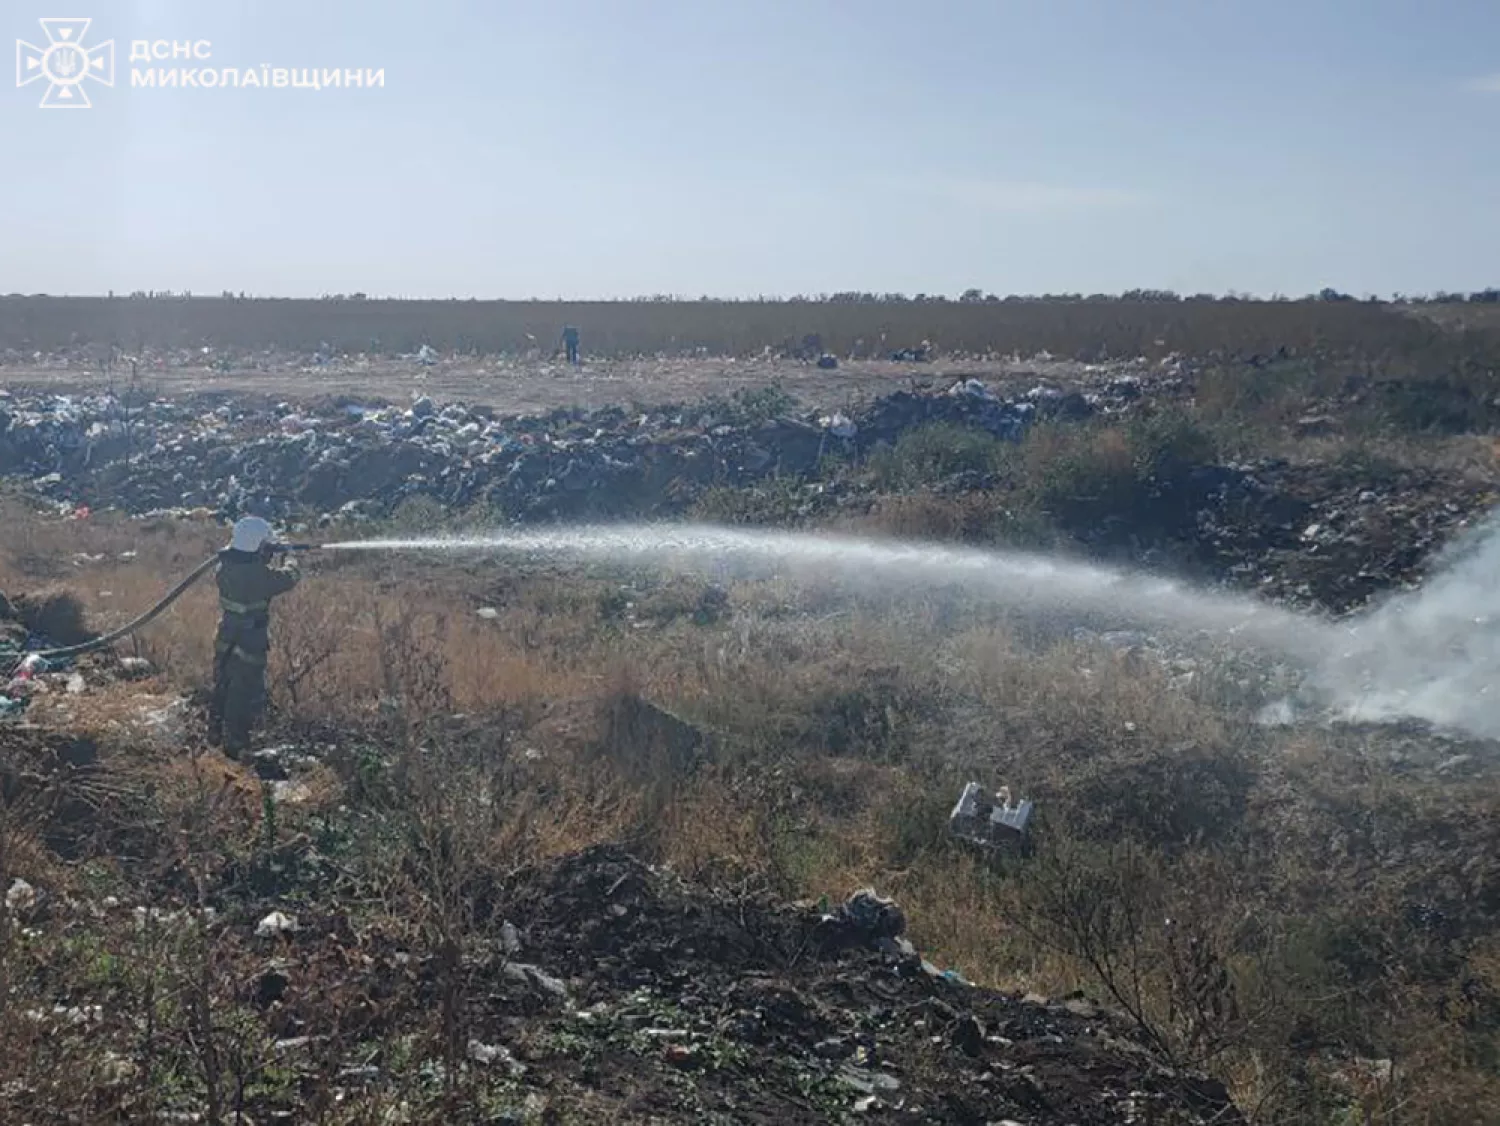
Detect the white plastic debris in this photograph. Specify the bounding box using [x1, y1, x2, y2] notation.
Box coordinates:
[503, 961, 569, 1002]
[819, 412, 858, 439]
[117, 657, 154, 679]
[6, 878, 36, 912]
[255, 910, 298, 938]
[270, 780, 313, 805]
[948, 378, 996, 400]
[949, 782, 1033, 848]
[467, 1039, 526, 1076]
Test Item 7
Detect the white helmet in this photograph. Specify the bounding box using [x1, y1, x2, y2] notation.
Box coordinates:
[229, 516, 274, 553]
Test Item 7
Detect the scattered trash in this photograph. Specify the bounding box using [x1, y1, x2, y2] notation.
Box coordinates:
[467, 1039, 526, 1076]
[922, 962, 972, 987]
[948, 378, 996, 401]
[6, 878, 36, 912]
[836, 889, 907, 939]
[949, 782, 1034, 850]
[0, 379, 1108, 526]
[269, 779, 313, 805]
[819, 412, 858, 439]
[1295, 414, 1338, 437]
[503, 961, 569, 1003]
[255, 910, 298, 938]
[838, 1065, 902, 1094]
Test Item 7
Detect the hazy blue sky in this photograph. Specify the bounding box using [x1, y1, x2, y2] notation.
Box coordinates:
[4, 0, 1499, 299]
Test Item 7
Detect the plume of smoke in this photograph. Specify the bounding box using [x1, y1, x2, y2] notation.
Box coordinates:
[1313, 510, 1500, 739]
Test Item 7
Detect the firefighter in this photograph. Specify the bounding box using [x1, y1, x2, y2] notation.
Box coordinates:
[207, 516, 300, 756]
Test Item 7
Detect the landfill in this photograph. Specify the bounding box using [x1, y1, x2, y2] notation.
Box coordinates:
[0, 369, 1490, 616]
[0, 379, 1139, 527]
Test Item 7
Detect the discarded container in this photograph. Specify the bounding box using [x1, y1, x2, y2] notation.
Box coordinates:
[255, 910, 298, 938]
[949, 782, 1034, 851]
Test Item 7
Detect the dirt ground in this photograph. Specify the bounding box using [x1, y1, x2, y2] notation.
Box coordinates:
[0, 354, 1156, 414]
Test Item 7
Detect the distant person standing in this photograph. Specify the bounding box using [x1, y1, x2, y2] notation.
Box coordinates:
[561, 324, 581, 366]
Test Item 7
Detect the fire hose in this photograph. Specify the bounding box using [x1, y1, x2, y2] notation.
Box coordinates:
[6, 544, 319, 676]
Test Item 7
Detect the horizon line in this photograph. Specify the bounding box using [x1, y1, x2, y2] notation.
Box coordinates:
[1, 289, 1496, 304]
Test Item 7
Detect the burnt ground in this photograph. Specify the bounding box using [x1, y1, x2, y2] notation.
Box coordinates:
[486, 845, 1241, 1125]
[0, 797, 1241, 1126]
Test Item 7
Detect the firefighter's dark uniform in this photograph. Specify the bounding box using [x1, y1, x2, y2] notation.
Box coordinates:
[208, 548, 299, 754]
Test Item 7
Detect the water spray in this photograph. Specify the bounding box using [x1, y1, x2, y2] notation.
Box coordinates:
[323, 521, 1500, 741]
[19, 517, 1500, 742]
[326, 524, 1336, 658]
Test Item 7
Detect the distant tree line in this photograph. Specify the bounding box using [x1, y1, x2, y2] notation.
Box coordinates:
[42, 287, 1494, 304]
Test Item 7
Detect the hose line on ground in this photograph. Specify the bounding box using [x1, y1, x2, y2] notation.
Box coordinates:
[7, 553, 221, 676]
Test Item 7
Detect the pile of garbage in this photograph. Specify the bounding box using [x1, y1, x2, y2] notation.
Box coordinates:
[462, 844, 1243, 1123]
[0, 828, 1245, 1123]
[0, 379, 1140, 527]
[0, 376, 1488, 615]
[0, 590, 84, 718]
[0, 589, 155, 721]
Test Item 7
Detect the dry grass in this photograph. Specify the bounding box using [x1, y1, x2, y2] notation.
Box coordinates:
[1, 500, 1498, 1123]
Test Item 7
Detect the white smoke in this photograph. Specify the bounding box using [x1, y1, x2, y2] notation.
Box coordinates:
[1313, 509, 1500, 739]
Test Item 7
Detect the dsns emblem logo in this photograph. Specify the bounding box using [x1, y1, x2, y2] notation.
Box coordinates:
[16, 18, 115, 109]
